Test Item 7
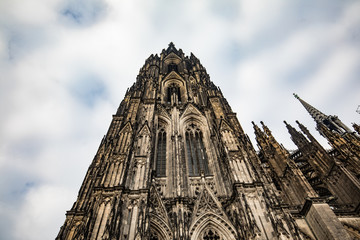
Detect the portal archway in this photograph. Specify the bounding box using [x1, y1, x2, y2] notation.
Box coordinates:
[190, 213, 237, 240]
[149, 215, 172, 240]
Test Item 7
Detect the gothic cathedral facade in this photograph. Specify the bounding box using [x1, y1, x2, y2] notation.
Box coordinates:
[57, 43, 360, 240]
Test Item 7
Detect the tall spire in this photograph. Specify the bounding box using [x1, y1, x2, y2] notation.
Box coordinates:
[293, 93, 327, 124]
[284, 120, 309, 149]
[293, 93, 352, 134]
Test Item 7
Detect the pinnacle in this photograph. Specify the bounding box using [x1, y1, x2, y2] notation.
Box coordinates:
[166, 42, 177, 53]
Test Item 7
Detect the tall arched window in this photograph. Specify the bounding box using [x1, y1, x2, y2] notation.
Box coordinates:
[185, 124, 209, 176]
[156, 129, 166, 176]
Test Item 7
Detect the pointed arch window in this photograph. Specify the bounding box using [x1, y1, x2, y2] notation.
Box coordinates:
[156, 129, 166, 176]
[185, 124, 210, 176]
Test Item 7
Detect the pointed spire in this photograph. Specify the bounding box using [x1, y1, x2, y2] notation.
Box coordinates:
[353, 123, 360, 135]
[284, 121, 309, 148]
[168, 42, 175, 48]
[261, 121, 273, 139]
[297, 120, 329, 154]
[293, 93, 327, 124]
[296, 120, 312, 138]
[260, 121, 289, 161]
[293, 93, 352, 135]
[253, 121, 270, 153]
[252, 121, 262, 133]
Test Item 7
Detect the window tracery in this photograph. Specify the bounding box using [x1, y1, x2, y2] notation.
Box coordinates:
[156, 128, 166, 176]
[203, 229, 220, 240]
[150, 233, 160, 240]
[185, 123, 209, 176]
[149, 226, 168, 240]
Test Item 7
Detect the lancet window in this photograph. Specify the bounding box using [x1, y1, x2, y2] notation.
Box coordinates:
[185, 124, 209, 176]
[156, 129, 167, 176]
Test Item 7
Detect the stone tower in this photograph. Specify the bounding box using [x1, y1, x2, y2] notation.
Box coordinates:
[57, 43, 360, 240]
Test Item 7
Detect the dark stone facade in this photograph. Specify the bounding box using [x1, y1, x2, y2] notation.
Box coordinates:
[57, 43, 360, 240]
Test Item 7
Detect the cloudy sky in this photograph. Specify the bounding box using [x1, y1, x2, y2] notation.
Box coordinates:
[0, 0, 359, 239]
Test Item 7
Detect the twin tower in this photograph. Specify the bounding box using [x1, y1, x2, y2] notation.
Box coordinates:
[57, 43, 360, 240]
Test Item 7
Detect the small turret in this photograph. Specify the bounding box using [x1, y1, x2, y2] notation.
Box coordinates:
[353, 123, 360, 135]
[165, 42, 179, 55]
[284, 121, 309, 149]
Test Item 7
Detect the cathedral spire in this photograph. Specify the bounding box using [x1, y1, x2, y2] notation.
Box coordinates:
[57, 45, 358, 240]
[293, 93, 327, 124]
[293, 93, 352, 135]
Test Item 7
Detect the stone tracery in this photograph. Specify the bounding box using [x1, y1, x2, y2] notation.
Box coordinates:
[57, 43, 360, 240]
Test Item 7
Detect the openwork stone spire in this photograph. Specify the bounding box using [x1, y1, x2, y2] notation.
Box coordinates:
[293, 93, 327, 124]
[294, 93, 352, 135]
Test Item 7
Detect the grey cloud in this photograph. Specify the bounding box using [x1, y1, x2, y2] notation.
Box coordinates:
[59, 0, 108, 26]
[0, 0, 359, 239]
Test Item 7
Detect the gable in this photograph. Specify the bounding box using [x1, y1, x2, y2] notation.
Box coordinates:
[164, 52, 182, 65]
[157, 105, 171, 120]
[219, 120, 234, 133]
[181, 103, 204, 119]
[119, 122, 133, 134]
[137, 123, 151, 137]
[162, 71, 185, 86]
[191, 185, 224, 220]
[149, 186, 172, 227]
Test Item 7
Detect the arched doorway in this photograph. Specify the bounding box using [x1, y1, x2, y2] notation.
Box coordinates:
[190, 213, 237, 240]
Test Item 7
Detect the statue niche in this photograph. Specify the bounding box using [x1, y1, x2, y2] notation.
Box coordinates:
[166, 83, 182, 105]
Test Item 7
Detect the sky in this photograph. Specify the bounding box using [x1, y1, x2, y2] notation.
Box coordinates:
[0, 0, 359, 239]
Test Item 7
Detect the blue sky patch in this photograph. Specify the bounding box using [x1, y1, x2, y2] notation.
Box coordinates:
[1, 1, 360, 239]
[60, 0, 107, 26]
[69, 72, 108, 108]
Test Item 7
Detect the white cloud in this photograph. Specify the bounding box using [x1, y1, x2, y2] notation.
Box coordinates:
[236, 0, 289, 43]
[1, 0, 360, 239]
[13, 184, 74, 240]
[0, 0, 59, 26]
[300, 45, 360, 103]
[229, 0, 360, 149]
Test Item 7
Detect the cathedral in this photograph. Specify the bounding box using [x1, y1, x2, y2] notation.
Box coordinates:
[57, 43, 360, 240]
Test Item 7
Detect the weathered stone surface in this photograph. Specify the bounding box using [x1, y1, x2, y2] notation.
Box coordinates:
[57, 43, 360, 240]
